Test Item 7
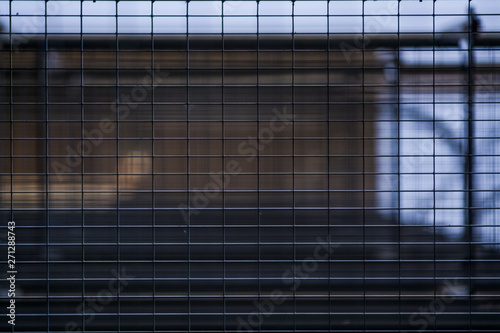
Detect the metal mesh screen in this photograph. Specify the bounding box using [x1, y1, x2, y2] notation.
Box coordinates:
[1, 0, 500, 332]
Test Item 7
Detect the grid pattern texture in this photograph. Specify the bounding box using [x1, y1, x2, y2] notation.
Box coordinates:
[1, 0, 500, 332]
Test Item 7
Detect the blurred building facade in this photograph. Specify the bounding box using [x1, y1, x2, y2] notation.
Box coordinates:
[1, 32, 500, 331]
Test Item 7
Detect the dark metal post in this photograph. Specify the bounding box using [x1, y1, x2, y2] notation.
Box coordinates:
[464, 4, 479, 296]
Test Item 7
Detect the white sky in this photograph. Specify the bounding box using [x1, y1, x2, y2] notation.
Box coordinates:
[0, 0, 498, 34]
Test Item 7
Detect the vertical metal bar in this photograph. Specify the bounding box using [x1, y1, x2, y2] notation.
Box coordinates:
[327, 1, 331, 331]
[44, 0, 49, 330]
[8, 1, 13, 329]
[256, 1, 261, 331]
[186, 1, 191, 330]
[9, 0, 13, 238]
[361, 0, 366, 330]
[151, 1, 156, 331]
[397, 1, 401, 330]
[432, 0, 437, 327]
[7, 0, 15, 320]
[291, 1, 296, 331]
[115, 1, 120, 331]
[221, 2, 226, 331]
[80, 0, 85, 331]
[9, 10, 13, 318]
[466, 0, 475, 328]
[397, 9, 402, 329]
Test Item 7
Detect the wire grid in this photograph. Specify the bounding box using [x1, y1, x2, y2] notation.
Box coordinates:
[0, 0, 500, 332]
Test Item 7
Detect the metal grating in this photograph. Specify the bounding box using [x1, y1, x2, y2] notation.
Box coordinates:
[0, 0, 500, 332]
